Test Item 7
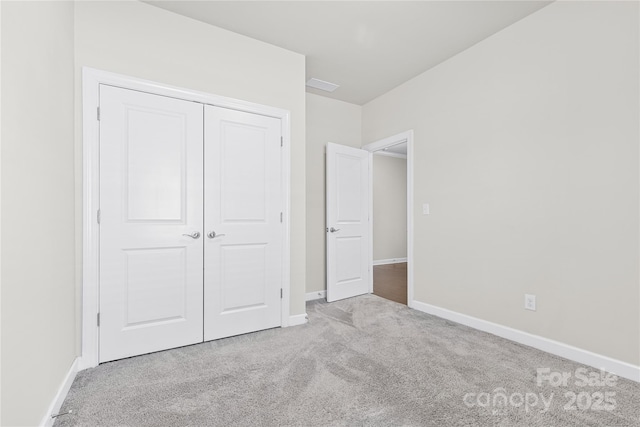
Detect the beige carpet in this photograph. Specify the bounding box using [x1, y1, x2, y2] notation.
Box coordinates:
[56, 295, 640, 426]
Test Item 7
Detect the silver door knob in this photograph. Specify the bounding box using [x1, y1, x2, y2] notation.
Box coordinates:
[182, 231, 200, 239]
[208, 231, 226, 239]
[329, 227, 340, 233]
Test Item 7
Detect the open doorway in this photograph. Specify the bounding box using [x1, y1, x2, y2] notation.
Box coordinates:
[372, 144, 407, 304]
[363, 131, 414, 307]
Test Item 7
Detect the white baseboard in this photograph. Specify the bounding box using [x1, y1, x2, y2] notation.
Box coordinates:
[412, 300, 640, 383]
[39, 357, 79, 427]
[305, 290, 326, 301]
[373, 257, 407, 266]
[288, 313, 309, 326]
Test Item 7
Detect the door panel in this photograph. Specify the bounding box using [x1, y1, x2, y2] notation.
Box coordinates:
[99, 85, 204, 363]
[337, 154, 364, 221]
[326, 143, 370, 302]
[221, 124, 268, 221]
[125, 108, 186, 221]
[220, 244, 267, 311]
[204, 106, 282, 341]
[122, 247, 188, 327]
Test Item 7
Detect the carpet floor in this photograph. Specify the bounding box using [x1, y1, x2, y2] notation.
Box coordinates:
[56, 295, 639, 426]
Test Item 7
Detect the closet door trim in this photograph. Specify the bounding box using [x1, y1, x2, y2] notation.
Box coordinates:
[81, 67, 292, 369]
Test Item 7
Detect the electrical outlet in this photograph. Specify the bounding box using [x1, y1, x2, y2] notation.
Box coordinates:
[524, 294, 536, 311]
[423, 203, 430, 215]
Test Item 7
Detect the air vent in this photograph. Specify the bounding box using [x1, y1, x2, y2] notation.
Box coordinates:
[306, 78, 339, 93]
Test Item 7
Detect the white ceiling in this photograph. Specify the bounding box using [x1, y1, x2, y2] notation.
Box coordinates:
[383, 142, 408, 156]
[146, 1, 551, 105]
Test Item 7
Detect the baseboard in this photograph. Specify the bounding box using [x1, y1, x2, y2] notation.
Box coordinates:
[373, 258, 407, 266]
[305, 290, 326, 301]
[288, 313, 309, 326]
[39, 357, 79, 427]
[412, 300, 640, 383]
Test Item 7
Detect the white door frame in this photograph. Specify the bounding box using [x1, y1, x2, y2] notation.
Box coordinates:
[362, 130, 414, 308]
[81, 67, 292, 369]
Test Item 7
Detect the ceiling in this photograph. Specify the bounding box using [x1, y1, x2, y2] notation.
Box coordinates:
[382, 142, 407, 156]
[146, 1, 552, 105]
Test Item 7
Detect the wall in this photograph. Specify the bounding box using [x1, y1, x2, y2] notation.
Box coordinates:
[73, 0, 307, 336]
[373, 154, 407, 261]
[0, 2, 3, 423]
[306, 93, 361, 294]
[363, 1, 639, 365]
[1, 1, 76, 425]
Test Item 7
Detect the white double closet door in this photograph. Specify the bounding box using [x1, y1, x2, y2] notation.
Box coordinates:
[99, 85, 283, 363]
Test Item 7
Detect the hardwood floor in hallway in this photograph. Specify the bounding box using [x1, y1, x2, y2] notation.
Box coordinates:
[372, 262, 407, 305]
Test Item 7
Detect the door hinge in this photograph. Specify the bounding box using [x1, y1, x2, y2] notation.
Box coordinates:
[280, 288, 283, 299]
[280, 212, 283, 223]
[97, 209, 101, 224]
[280, 136, 283, 147]
[97, 313, 100, 327]
[97, 106, 100, 121]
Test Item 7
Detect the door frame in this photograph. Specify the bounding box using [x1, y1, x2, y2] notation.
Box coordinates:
[81, 67, 292, 369]
[362, 130, 414, 308]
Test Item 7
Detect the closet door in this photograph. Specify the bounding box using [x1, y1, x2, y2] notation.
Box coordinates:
[204, 106, 283, 341]
[99, 85, 204, 363]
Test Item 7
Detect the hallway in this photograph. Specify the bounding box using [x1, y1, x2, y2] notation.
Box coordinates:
[372, 262, 407, 305]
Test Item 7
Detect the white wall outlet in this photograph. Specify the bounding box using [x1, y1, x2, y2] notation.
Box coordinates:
[524, 294, 536, 311]
[423, 203, 430, 215]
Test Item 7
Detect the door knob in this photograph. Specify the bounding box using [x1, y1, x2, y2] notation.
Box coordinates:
[182, 231, 201, 239]
[329, 227, 340, 233]
[207, 231, 226, 239]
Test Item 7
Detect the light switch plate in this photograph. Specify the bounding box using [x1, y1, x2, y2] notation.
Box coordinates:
[524, 294, 536, 311]
[423, 203, 430, 215]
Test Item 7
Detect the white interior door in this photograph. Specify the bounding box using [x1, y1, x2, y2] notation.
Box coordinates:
[204, 105, 283, 341]
[99, 85, 204, 363]
[326, 142, 370, 302]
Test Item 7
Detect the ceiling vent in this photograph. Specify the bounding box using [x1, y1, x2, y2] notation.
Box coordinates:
[306, 78, 339, 93]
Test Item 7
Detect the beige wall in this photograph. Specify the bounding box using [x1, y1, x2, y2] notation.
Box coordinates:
[363, 1, 639, 365]
[73, 0, 307, 334]
[1, 2, 76, 425]
[306, 93, 361, 294]
[0, 2, 3, 424]
[373, 154, 407, 261]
